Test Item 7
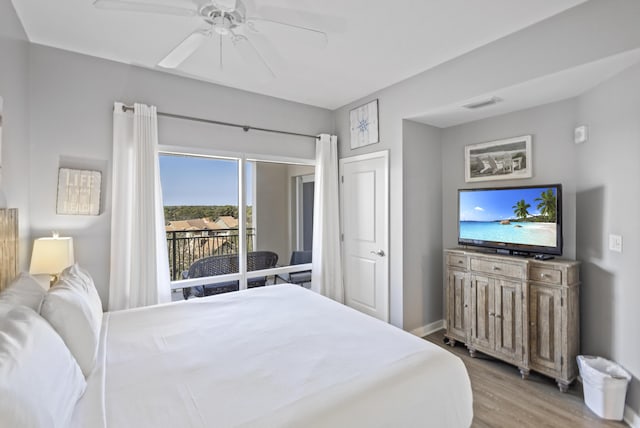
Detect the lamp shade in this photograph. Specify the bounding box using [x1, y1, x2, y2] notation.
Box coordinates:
[29, 236, 75, 275]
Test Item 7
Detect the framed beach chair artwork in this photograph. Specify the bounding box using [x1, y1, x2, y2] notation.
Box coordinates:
[465, 135, 532, 183]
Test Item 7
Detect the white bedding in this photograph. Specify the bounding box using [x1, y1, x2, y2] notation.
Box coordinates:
[73, 284, 472, 427]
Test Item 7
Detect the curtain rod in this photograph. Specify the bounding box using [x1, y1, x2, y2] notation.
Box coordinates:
[119, 105, 318, 140]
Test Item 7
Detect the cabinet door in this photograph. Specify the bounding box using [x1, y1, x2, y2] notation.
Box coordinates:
[470, 275, 492, 351]
[530, 284, 562, 373]
[494, 279, 523, 364]
[447, 269, 468, 341]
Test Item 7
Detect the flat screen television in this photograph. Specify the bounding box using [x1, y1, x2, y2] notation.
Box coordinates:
[458, 184, 562, 256]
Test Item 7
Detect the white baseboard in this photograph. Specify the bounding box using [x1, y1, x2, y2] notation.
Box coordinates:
[625, 405, 640, 428]
[409, 319, 445, 338]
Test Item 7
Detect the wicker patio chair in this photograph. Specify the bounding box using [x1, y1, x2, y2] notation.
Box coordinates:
[183, 251, 278, 299]
[275, 250, 312, 286]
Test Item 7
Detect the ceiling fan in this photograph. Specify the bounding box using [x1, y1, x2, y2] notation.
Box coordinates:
[93, 0, 335, 79]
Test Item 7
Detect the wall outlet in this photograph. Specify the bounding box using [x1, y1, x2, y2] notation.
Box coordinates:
[609, 234, 623, 253]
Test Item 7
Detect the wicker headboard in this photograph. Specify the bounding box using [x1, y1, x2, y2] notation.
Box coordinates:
[0, 208, 18, 291]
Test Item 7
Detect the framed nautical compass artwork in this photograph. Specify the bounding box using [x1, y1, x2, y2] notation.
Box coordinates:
[350, 99, 379, 149]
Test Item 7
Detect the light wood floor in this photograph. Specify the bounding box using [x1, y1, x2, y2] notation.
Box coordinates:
[424, 330, 627, 428]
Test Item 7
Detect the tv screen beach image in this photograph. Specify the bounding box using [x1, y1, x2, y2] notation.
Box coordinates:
[459, 187, 557, 247]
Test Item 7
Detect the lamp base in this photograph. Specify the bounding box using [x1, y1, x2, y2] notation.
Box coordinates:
[49, 274, 60, 288]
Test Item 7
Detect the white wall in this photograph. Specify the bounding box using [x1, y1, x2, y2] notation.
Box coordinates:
[0, 1, 30, 270]
[27, 45, 333, 306]
[575, 62, 640, 418]
[334, 0, 640, 328]
[402, 120, 442, 331]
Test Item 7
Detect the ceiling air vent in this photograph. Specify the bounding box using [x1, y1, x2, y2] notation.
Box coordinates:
[463, 97, 502, 110]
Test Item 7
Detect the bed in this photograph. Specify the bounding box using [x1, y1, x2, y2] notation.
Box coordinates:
[0, 268, 472, 427]
[71, 284, 472, 428]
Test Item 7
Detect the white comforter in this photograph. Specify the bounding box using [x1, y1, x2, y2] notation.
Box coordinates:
[73, 284, 472, 427]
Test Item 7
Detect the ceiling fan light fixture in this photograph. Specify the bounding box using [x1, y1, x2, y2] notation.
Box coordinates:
[212, 14, 233, 35]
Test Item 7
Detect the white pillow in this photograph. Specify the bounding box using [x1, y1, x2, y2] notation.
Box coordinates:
[0, 304, 86, 428]
[58, 264, 103, 316]
[40, 278, 101, 377]
[0, 273, 47, 311]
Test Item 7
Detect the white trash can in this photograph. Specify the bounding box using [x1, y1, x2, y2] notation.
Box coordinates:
[577, 355, 631, 420]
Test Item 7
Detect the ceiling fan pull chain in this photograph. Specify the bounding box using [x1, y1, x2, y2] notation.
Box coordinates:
[219, 34, 223, 70]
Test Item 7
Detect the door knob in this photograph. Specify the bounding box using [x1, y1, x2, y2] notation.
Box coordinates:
[370, 249, 385, 257]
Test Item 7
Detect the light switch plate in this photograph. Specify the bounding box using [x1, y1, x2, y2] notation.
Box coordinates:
[609, 234, 622, 253]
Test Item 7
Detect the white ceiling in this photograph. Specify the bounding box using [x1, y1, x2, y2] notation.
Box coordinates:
[12, 0, 588, 110]
[412, 48, 640, 128]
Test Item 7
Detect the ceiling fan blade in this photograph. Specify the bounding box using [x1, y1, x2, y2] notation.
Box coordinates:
[212, 0, 237, 13]
[246, 17, 327, 48]
[245, 32, 286, 72]
[93, 0, 198, 16]
[231, 34, 275, 80]
[158, 30, 209, 68]
[254, 5, 347, 34]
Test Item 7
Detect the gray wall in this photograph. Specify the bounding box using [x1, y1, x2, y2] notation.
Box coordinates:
[6, 0, 640, 416]
[439, 67, 640, 417]
[402, 120, 442, 331]
[441, 98, 579, 259]
[0, 1, 31, 269]
[254, 162, 289, 264]
[286, 164, 315, 254]
[334, 0, 640, 328]
[27, 45, 333, 306]
[575, 62, 640, 416]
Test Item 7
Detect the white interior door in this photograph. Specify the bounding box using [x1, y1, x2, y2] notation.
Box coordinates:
[340, 151, 389, 322]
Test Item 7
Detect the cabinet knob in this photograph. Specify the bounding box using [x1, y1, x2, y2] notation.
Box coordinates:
[464, 304, 468, 308]
[492, 266, 500, 271]
[496, 314, 502, 319]
[540, 273, 549, 279]
[489, 312, 495, 316]
[458, 260, 463, 264]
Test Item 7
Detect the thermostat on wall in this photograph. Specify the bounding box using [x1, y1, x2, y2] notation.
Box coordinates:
[574, 125, 588, 144]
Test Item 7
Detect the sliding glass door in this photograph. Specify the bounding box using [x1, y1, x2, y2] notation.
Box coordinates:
[159, 151, 314, 300]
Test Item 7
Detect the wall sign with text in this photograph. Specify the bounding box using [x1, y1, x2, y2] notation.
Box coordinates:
[56, 168, 102, 215]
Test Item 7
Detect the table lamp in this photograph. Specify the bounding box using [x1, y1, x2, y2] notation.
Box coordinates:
[29, 233, 75, 286]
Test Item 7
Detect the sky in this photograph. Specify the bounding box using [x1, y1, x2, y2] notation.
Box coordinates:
[159, 154, 253, 206]
[459, 187, 556, 222]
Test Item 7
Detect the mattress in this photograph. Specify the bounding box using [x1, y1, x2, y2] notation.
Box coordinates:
[72, 284, 472, 427]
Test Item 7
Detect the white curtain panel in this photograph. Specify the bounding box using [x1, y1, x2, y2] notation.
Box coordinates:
[311, 134, 344, 302]
[109, 102, 171, 310]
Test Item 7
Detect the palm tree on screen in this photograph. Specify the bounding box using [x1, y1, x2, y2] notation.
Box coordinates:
[534, 189, 557, 222]
[512, 199, 531, 220]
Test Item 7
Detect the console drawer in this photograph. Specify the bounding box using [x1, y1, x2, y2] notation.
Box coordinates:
[470, 257, 525, 279]
[530, 266, 562, 285]
[448, 254, 467, 268]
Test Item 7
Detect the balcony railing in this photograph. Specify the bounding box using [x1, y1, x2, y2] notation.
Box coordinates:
[166, 228, 255, 280]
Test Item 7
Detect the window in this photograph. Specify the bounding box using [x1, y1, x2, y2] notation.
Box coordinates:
[159, 151, 314, 300]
